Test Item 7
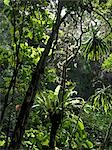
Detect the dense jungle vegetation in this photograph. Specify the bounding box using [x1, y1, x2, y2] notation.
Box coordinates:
[0, 0, 112, 149]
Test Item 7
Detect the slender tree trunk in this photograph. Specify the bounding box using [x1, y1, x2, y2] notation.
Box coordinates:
[4, 114, 11, 149]
[9, 1, 63, 149]
[49, 122, 59, 150]
[0, 66, 20, 134]
[49, 110, 62, 149]
[0, 1, 26, 125]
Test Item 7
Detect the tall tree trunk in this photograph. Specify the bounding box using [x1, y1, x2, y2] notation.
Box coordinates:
[9, 1, 63, 149]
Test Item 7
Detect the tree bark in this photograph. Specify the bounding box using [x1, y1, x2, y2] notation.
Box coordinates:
[49, 122, 59, 150]
[9, 1, 63, 149]
[49, 111, 62, 150]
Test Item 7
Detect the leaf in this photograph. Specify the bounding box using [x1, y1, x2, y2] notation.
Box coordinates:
[64, 86, 76, 100]
[86, 140, 93, 148]
[4, 0, 10, 6]
[27, 32, 33, 39]
[54, 85, 61, 96]
[42, 139, 49, 146]
[0, 140, 5, 146]
[78, 121, 84, 130]
[65, 99, 80, 105]
[84, 35, 108, 61]
[82, 143, 88, 148]
[31, 133, 35, 138]
[24, 141, 32, 145]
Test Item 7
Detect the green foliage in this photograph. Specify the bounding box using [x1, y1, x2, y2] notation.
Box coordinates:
[36, 82, 77, 114]
[84, 35, 109, 61]
[91, 86, 112, 113]
[90, 85, 112, 113]
[82, 104, 112, 148]
[0, 132, 6, 147]
[102, 53, 112, 71]
[0, 0, 112, 149]
[4, 0, 10, 6]
[58, 114, 93, 149]
[22, 128, 49, 150]
[32, 84, 93, 149]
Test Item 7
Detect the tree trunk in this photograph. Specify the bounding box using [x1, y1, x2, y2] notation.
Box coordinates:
[0, 67, 19, 124]
[9, 1, 63, 149]
[49, 122, 59, 150]
[49, 111, 62, 149]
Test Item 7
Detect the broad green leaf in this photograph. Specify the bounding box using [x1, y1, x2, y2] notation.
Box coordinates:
[54, 85, 61, 96]
[86, 140, 93, 148]
[0, 140, 5, 146]
[4, 0, 10, 6]
[78, 121, 84, 130]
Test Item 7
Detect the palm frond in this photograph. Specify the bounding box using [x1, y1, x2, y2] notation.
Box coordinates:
[90, 85, 112, 113]
[84, 35, 109, 61]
